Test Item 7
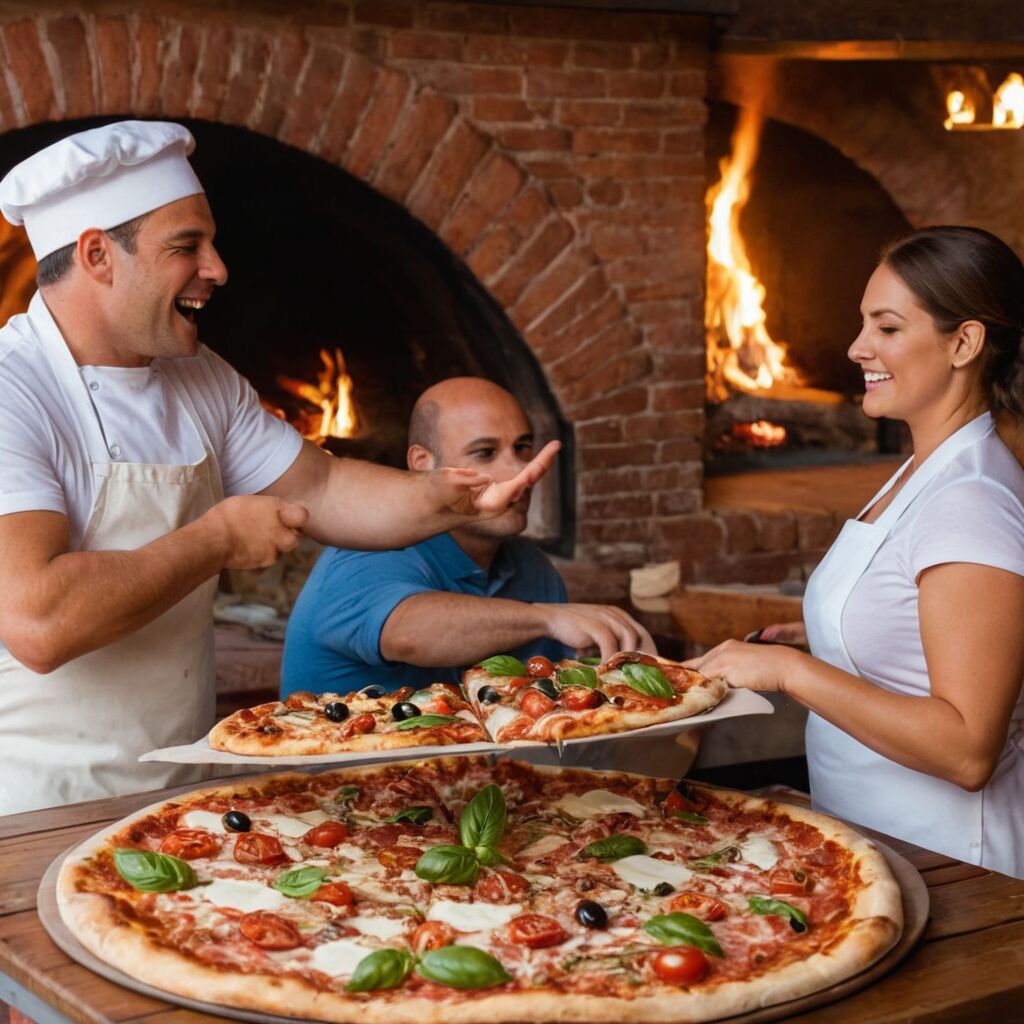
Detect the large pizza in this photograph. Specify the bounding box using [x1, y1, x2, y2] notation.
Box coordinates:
[209, 651, 727, 756]
[57, 756, 902, 1022]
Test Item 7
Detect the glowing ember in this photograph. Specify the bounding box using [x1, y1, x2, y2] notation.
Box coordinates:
[272, 347, 359, 444]
[705, 108, 801, 403]
[944, 89, 976, 129]
[994, 72, 1024, 129]
[731, 420, 787, 449]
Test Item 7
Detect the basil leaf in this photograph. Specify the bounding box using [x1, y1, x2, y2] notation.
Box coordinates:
[622, 663, 675, 700]
[672, 811, 709, 825]
[577, 655, 602, 666]
[346, 948, 414, 992]
[644, 912, 724, 958]
[473, 846, 505, 866]
[113, 848, 198, 893]
[414, 845, 481, 885]
[336, 785, 359, 804]
[477, 655, 529, 677]
[748, 895, 809, 933]
[689, 845, 741, 870]
[272, 865, 328, 898]
[416, 946, 511, 989]
[383, 806, 434, 825]
[459, 784, 506, 851]
[579, 834, 648, 862]
[556, 666, 598, 689]
[395, 714, 461, 730]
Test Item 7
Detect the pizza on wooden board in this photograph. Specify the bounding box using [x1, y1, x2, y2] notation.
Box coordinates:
[209, 652, 727, 757]
[57, 756, 902, 1023]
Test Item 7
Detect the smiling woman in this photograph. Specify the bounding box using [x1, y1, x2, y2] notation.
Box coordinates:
[688, 226, 1024, 879]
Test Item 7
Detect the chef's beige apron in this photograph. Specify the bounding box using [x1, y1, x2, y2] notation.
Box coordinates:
[804, 413, 1024, 876]
[0, 319, 222, 816]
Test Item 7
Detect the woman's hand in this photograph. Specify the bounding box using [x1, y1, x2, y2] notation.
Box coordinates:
[685, 639, 802, 693]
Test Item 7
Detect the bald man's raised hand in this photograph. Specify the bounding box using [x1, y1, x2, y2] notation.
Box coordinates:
[434, 440, 561, 517]
[202, 495, 308, 570]
[535, 602, 657, 662]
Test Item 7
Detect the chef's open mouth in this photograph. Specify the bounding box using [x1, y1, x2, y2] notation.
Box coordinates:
[174, 297, 207, 324]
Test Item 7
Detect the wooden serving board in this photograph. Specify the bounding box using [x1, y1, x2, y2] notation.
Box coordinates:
[37, 838, 928, 1024]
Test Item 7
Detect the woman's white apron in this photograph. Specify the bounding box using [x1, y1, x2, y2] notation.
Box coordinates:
[804, 413, 1024, 875]
[0, 316, 220, 815]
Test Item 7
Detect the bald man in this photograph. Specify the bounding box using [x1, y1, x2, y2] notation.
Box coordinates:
[281, 378, 654, 698]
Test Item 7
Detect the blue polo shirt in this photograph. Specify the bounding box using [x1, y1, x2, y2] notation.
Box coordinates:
[280, 533, 572, 698]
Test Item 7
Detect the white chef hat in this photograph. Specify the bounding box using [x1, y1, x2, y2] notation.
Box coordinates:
[0, 120, 204, 260]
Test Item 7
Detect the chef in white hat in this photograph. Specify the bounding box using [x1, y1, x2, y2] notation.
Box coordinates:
[0, 120, 558, 815]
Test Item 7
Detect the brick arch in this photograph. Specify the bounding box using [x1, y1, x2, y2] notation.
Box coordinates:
[0, 10, 640, 424]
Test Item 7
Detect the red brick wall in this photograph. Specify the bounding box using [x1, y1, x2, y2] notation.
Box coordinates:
[0, 2, 724, 598]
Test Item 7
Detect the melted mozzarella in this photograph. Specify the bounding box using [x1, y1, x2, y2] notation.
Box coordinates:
[485, 705, 524, 736]
[181, 810, 228, 833]
[611, 854, 693, 890]
[200, 878, 287, 912]
[275, 713, 318, 729]
[518, 834, 569, 858]
[308, 939, 373, 977]
[256, 810, 331, 837]
[740, 836, 780, 870]
[348, 915, 409, 940]
[554, 790, 646, 819]
[427, 900, 523, 932]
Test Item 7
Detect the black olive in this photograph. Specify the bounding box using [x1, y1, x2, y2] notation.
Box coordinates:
[323, 701, 349, 722]
[478, 685, 501, 704]
[575, 900, 608, 929]
[610, 695, 625, 707]
[533, 678, 559, 700]
[652, 882, 675, 896]
[222, 810, 251, 833]
[789, 918, 808, 934]
[391, 701, 421, 721]
[358, 684, 387, 698]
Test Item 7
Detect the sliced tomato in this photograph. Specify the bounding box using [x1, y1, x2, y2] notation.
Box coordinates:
[428, 696, 453, 716]
[377, 845, 425, 870]
[664, 789, 702, 815]
[346, 713, 377, 736]
[520, 689, 557, 719]
[310, 881, 355, 908]
[411, 920, 454, 953]
[233, 832, 287, 865]
[508, 913, 568, 948]
[667, 891, 729, 922]
[304, 821, 350, 847]
[769, 867, 814, 895]
[651, 946, 706, 985]
[239, 911, 302, 950]
[474, 869, 531, 902]
[159, 829, 220, 860]
[526, 656, 555, 678]
[559, 686, 602, 711]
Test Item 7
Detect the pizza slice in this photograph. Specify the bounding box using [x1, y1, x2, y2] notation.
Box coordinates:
[464, 650, 727, 744]
[208, 683, 490, 756]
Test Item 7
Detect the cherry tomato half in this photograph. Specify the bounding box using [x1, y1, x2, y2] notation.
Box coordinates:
[651, 946, 707, 985]
[664, 789, 702, 815]
[526, 656, 555, 678]
[559, 686, 602, 711]
[284, 692, 315, 709]
[239, 911, 302, 950]
[310, 881, 355, 908]
[377, 845, 425, 870]
[769, 867, 813, 896]
[233, 832, 287, 865]
[474, 869, 531, 902]
[346, 713, 377, 736]
[667, 891, 729, 922]
[159, 829, 221, 860]
[508, 913, 568, 948]
[412, 920, 454, 953]
[521, 689, 557, 719]
[304, 821, 350, 847]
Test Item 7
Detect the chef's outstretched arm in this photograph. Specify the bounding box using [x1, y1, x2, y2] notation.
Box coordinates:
[686, 562, 1024, 792]
[260, 438, 561, 549]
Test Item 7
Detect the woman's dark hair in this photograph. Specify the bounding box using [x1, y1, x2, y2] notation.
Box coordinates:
[880, 226, 1024, 415]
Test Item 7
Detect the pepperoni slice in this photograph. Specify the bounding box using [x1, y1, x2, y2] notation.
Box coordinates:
[233, 832, 287, 865]
[377, 845, 424, 870]
[667, 891, 729, 921]
[508, 913, 568, 948]
[159, 829, 220, 860]
[474, 869, 531, 902]
[239, 912, 302, 950]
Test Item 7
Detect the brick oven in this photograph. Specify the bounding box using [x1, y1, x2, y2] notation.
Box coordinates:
[2, 0, 1023, 609]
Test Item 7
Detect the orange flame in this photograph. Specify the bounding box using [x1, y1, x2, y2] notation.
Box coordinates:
[731, 419, 787, 448]
[705, 108, 801, 403]
[273, 347, 359, 444]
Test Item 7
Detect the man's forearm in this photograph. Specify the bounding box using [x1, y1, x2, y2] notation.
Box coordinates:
[380, 593, 549, 667]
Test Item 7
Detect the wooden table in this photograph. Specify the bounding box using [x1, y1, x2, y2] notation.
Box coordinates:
[3, 785, 1024, 1024]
